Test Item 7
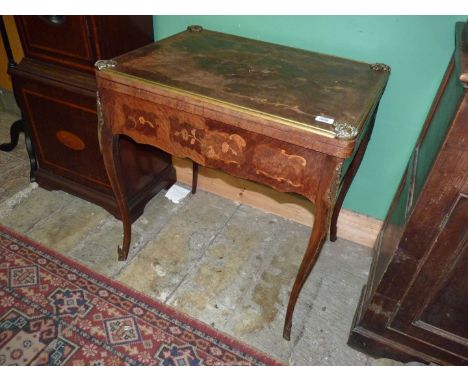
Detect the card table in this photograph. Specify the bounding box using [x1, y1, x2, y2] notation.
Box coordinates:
[95, 26, 390, 340]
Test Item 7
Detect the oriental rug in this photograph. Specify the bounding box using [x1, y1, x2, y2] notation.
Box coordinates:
[0, 225, 281, 366]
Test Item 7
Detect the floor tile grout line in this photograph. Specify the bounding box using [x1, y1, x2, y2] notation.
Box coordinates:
[23, 196, 104, 241]
[219, 217, 315, 362]
[290, 277, 323, 349]
[67, 216, 120, 257]
[0, 182, 37, 218]
[163, 202, 241, 306]
[220, 217, 294, 332]
[112, 190, 232, 280]
[111, 193, 193, 279]
[202, 202, 241, 256]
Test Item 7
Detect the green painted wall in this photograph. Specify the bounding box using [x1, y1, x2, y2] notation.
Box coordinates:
[153, 16, 466, 220]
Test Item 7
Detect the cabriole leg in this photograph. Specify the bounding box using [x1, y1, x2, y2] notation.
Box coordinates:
[283, 157, 339, 340]
[330, 109, 378, 242]
[100, 130, 131, 261]
[283, 194, 332, 340]
[98, 90, 132, 261]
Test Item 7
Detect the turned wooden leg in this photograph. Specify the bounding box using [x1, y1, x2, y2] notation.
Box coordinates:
[0, 119, 37, 182]
[0, 119, 23, 151]
[192, 161, 199, 194]
[0, 18, 37, 182]
[283, 194, 332, 340]
[100, 130, 131, 261]
[330, 110, 377, 242]
[22, 120, 38, 182]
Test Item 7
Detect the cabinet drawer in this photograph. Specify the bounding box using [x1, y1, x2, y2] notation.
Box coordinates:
[15, 16, 96, 72]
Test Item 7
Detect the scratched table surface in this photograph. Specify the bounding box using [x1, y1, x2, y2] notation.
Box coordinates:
[109, 28, 387, 137]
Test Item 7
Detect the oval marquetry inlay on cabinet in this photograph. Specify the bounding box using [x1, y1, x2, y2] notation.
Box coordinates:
[56, 130, 86, 151]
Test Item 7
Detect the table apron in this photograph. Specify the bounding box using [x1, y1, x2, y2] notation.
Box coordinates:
[100, 88, 340, 203]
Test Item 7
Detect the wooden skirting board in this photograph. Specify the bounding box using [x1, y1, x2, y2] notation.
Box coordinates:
[173, 157, 382, 248]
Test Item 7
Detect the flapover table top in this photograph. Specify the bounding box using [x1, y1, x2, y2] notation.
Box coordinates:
[98, 26, 390, 139]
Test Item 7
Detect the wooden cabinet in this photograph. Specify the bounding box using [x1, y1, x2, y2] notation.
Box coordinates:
[11, 16, 174, 221]
[15, 16, 154, 74]
[348, 22, 468, 365]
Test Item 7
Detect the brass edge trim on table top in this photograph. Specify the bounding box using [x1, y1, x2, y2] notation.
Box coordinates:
[98, 68, 338, 139]
[98, 63, 389, 141]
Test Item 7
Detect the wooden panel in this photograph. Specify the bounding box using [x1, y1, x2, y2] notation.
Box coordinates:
[389, 192, 468, 357]
[89, 16, 154, 60]
[366, 165, 412, 299]
[412, 61, 464, 205]
[399, 96, 468, 261]
[420, 232, 467, 341]
[15, 16, 95, 72]
[13, 16, 155, 74]
[19, 82, 110, 191]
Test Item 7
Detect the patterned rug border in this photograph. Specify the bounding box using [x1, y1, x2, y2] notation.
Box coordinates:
[0, 224, 284, 366]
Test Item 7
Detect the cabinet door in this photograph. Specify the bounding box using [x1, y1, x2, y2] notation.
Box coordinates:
[389, 191, 468, 361]
[15, 16, 96, 72]
[388, 95, 468, 362]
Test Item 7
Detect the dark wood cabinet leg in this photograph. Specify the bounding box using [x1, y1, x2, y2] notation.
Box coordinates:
[0, 119, 23, 151]
[22, 120, 38, 182]
[0, 18, 37, 182]
[0, 119, 37, 182]
[100, 130, 131, 261]
[192, 161, 198, 194]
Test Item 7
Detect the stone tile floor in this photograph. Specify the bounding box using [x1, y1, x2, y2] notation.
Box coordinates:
[0, 110, 413, 365]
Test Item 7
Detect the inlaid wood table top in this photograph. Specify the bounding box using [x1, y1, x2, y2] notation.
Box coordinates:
[96, 27, 389, 156]
[95, 26, 390, 340]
